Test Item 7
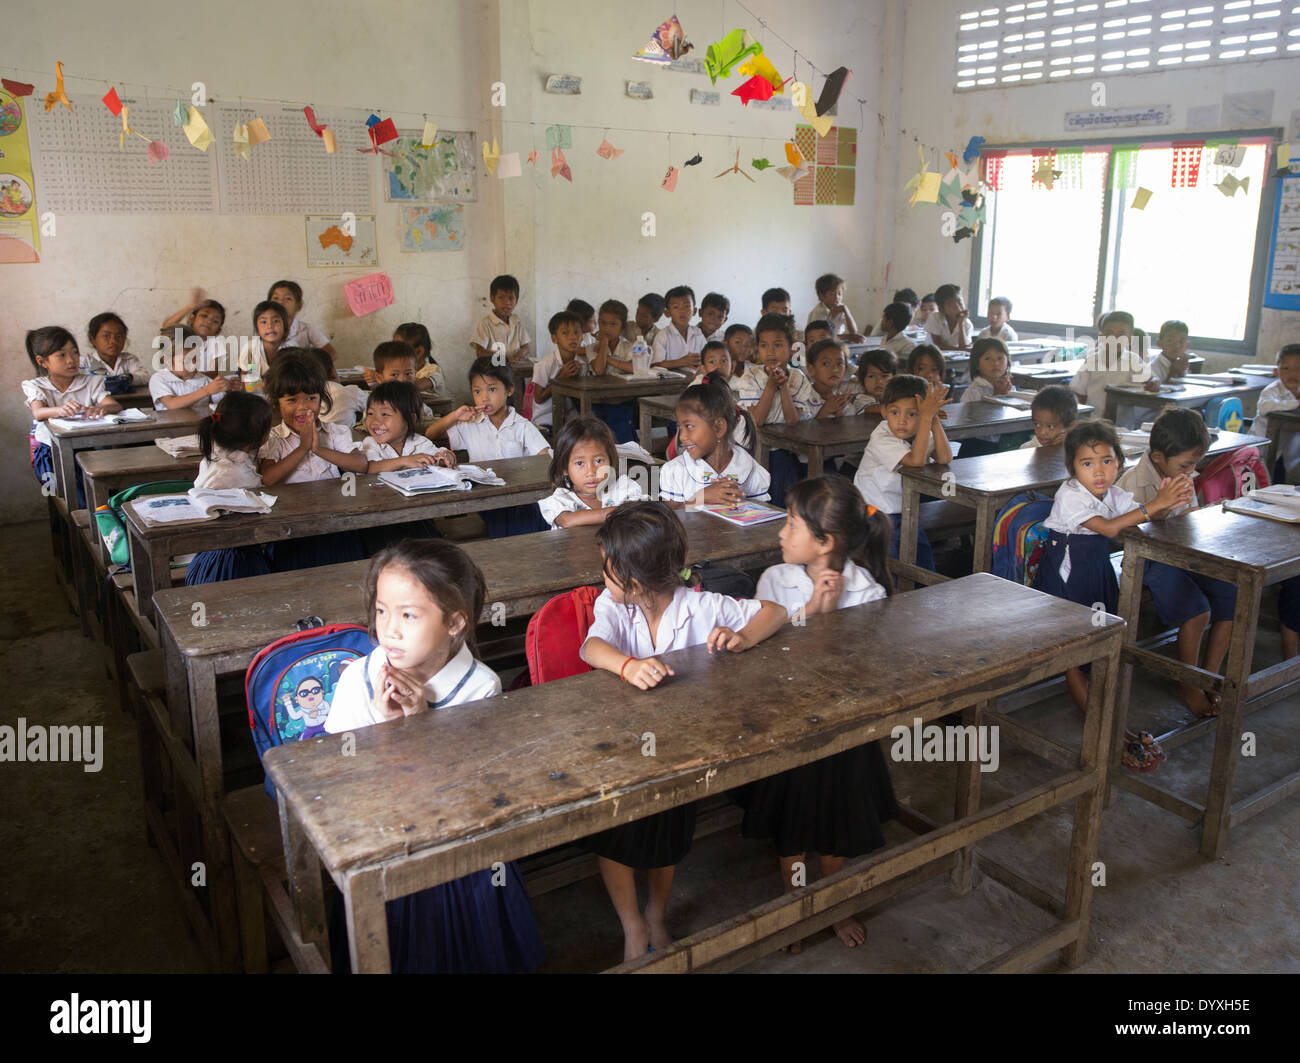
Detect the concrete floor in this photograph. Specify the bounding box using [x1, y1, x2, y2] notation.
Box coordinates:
[2, 518, 1298, 973]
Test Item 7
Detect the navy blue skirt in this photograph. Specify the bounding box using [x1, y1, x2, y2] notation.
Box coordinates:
[1144, 561, 1236, 627]
[483, 503, 548, 539]
[34, 441, 86, 509]
[1279, 577, 1300, 633]
[361, 519, 441, 556]
[270, 532, 366, 572]
[330, 863, 544, 974]
[887, 512, 935, 572]
[184, 546, 271, 586]
[582, 805, 696, 869]
[767, 448, 804, 509]
[1035, 533, 1117, 614]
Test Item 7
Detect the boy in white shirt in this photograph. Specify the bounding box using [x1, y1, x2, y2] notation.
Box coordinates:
[652, 285, 705, 370]
[698, 292, 731, 345]
[1021, 386, 1077, 448]
[1149, 320, 1191, 385]
[530, 311, 592, 431]
[151, 327, 237, 411]
[925, 283, 973, 351]
[807, 273, 867, 343]
[1069, 311, 1151, 427]
[877, 302, 917, 359]
[623, 292, 665, 346]
[1255, 343, 1300, 484]
[567, 298, 598, 350]
[470, 274, 532, 364]
[269, 280, 337, 361]
[977, 296, 1018, 343]
[760, 286, 804, 345]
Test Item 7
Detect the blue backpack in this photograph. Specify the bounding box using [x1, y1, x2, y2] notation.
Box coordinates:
[992, 491, 1055, 587]
[1202, 396, 1245, 432]
[244, 623, 373, 797]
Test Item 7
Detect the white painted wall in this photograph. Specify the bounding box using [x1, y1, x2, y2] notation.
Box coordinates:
[881, 0, 1300, 370]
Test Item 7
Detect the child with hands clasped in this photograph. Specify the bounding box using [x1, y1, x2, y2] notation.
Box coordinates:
[578, 502, 787, 959]
[659, 373, 767, 507]
[743, 476, 897, 952]
[538, 416, 643, 528]
[651, 285, 705, 370]
[323, 541, 544, 973]
[806, 340, 855, 419]
[736, 312, 816, 506]
[962, 337, 1014, 401]
[529, 311, 591, 432]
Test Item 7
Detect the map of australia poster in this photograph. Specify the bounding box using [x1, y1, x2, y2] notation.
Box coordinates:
[305, 214, 379, 268]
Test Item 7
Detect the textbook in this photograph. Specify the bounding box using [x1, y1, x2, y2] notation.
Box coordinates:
[378, 464, 506, 496]
[1223, 484, 1300, 524]
[48, 408, 150, 431]
[700, 500, 786, 526]
[154, 434, 202, 457]
[129, 488, 277, 526]
[988, 391, 1035, 409]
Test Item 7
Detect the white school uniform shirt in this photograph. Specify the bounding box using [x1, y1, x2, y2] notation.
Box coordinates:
[1253, 379, 1300, 479]
[80, 349, 148, 384]
[258, 420, 360, 483]
[961, 376, 998, 403]
[1042, 478, 1136, 582]
[925, 311, 974, 350]
[321, 380, 367, 426]
[194, 446, 263, 490]
[880, 333, 916, 359]
[702, 326, 727, 346]
[583, 585, 762, 659]
[446, 406, 550, 462]
[1020, 435, 1044, 449]
[1117, 452, 1194, 518]
[530, 347, 592, 429]
[601, 337, 635, 368]
[358, 432, 450, 463]
[651, 324, 705, 366]
[197, 335, 236, 374]
[853, 420, 934, 515]
[806, 303, 856, 339]
[324, 642, 500, 733]
[416, 361, 447, 396]
[756, 561, 886, 619]
[471, 312, 531, 359]
[1147, 352, 1185, 385]
[977, 323, 1018, 343]
[237, 337, 273, 378]
[23, 374, 110, 447]
[149, 368, 212, 411]
[733, 364, 817, 424]
[658, 446, 771, 504]
[537, 474, 644, 529]
[1068, 340, 1152, 425]
[284, 317, 330, 350]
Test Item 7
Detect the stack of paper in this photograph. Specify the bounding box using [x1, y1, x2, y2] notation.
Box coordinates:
[701, 501, 785, 526]
[49, 408, 150, 431]
[615, 441, 655, 463]
[130, 488, 277, 526]
[155, 434, 202, 457]
[378, 464, 506, 496]
[1224, 484, 1300, 523]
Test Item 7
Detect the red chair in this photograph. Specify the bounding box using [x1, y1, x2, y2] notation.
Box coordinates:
[524, 585, 602, 685]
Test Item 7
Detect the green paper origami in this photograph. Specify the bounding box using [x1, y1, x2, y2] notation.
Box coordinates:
[1215, 173, 1250, 197]
[545, 124, 572, 150]
[752, 157, 773, 170]
[173, 97, 187, 126]
[705, 29, 762, 85]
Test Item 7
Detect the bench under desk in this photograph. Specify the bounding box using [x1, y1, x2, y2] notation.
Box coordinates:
[266, 574, 1124, 974]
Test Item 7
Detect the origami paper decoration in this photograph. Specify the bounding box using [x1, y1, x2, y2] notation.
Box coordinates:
[716, 148, 755, 182]
[596, 139, 624, 160]
[370, 118, 397, 145]
[365, 114, 380, 128]
[1215, 173, 1250, 197]
[904, 146, 941, 206]
[815, 67, 851, 117]
[119, 105, 149, 149]
[322, 129, 338, 154]
[232, 122, 250, 160]
[775, 164, 810, 183]
[738, 54, 784, 93]
[1032, 156, 1062, 189]
[1, 78, 34, 97]
[751, 157, 773, 170]
[246, 117, 271, 146]
[304, 106, 325, 136]
[173, 97, 187, 126]
[101, 87, 122, 115]
[183, 106, 212, 151]
[546, 125, 572, 150]
[43, 62, 73, 113]
[785, 142, 803, 167]
[1214, 143, 1246, 168]
[791, 81, 832, 137]
[419, 121, 438, 148]
[684, 153, 702, 166]
[963, 136, 986, 164]
[661, 166, 680, 191]
[147, 139, 170, 165]
[953, 226, 975, 243]
[633, 14, 693, 64]
[705, 29, 762, 84]
[496, 152, 521, 178]
[732, 74, 774, 105]
[482, 136, 500, 174]
[551, 147, 572, 181]
[527, 150, 540, 164]
[1131, 187, 1152, 210]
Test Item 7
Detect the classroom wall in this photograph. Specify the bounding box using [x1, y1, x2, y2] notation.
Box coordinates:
[880, 0, 1300, 368]
[1, 0, 882, 524]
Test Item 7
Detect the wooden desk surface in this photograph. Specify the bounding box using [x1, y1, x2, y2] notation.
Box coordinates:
[1106, 379, 1265, 405]
[264, 573, 1124, 875]
[639, 393, 681, 417]
[549, 373, 689, 400]
[114, 387, 153, 409]
[1120, 506, 1300, 576]
[47, 407, 201, 441]
[156, 510, 781, 661]
[759, 412, 883, 450]
[78, 446, 200, 482]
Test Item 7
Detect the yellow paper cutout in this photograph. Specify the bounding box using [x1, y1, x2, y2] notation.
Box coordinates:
[43, 61, 73, 113]
[738, 54, 783, 93]
[791, 81, 832, 137]
[323, 128, 338, 154]
[1279, 144, 1291, 169]
[246, 118, 271, 146]
[785, 142, 802, 167]
[119, 105, 149, 149]
[1131, 187, 1152, 210]
[915, 172, 941, 204]
[232, 122, 250, 160]
[482, 136, 500, 174]
[419, 121, 438, 148]
[183, 106, 212, 151]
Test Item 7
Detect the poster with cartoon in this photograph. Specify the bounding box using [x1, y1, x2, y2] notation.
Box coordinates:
[274, 649, 357, 741]
[0, 90, 40, 263]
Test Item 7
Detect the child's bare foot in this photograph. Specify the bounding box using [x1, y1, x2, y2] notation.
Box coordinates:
[1180, 684, 1220, 718]
[780, 939, 803, 954]
[622, 919, 651, 962]
[832, 917, 866, 948]
[646, 913, 673, 952]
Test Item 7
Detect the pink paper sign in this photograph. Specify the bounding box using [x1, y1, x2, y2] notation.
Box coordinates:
[345, 273, 394, 317]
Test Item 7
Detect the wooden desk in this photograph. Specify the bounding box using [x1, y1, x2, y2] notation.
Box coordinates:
[1263, 407, 1300, 477]
[79, 448, 201, 561]
[47, 409, 202, 503]
[114, 386, 153, 410]
[549, 374, 686, 435]
[896, 431, 1269, 589]
[944, 343, 1061, 381]
[125, 455, 553, 623]
[1114, 508, 1300, 858]
[151, 510, 783, 968]
[1012, 355, 1206, 391]
[638, 393, 680, 452]
[266, 574, 1123, 973]
[755, 413, 883, 474]
[1104, 379, 1266, 424]
[335, 370, 454, 417]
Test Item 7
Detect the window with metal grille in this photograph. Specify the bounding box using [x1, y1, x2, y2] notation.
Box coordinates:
[955, 1, 1300, 90]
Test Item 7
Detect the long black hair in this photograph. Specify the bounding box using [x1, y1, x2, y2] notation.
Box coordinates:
[675, 371, 756, 451]
[597, 500, 689, 602]
[199, 391, 272, 460]
[785, 475, 893, 595]
[366, 540, 486, 657]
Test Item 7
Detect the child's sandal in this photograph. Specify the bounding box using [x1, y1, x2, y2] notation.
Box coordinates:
[1123, 742, 1160, 774]
[1135, 730, 1166, 763]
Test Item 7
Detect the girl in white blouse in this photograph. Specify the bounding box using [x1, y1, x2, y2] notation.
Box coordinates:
[537, 416, 643, 529]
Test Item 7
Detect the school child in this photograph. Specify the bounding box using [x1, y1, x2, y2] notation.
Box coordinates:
[960, 337, 1013, 453]
[239, 300, 290, 381]
[1022, 385, 1078, 448]
[579, 501, 787, 959]
[529, 310, 591, 432]
[1034, 420, 1193, 754]
[692, 340, 732, 383]
[150, 326, 237, 411]
[807, 273, 867, 343]
[658, 373, 767, 506]
[977, 296, 1018, 343]
[804, 321, 835, 360]
[1069, 311, 1149, 427]
[907, 344, 946, 389]
[1147, 320, 1191, 386]
[589, 301, 638, 442]
[185, 392, 274, 585]
[80, 313, 146, 384]
[856, 349, 898, 410]
[268, 280, 337, 360]
[651, 285, 705, 370]
[1253, 343, 1300, 484]
[538, 416, 644, 528]
[853, 375, 952, 571]
[761, 287, 792, 316]
[889, 287, 920, 328]
[161, 289, 229, 374]
[743, 476, 897, 951]
[735, 313, 816, 506]
[366, 341, 434, 419]
[323, 540, 545, 974]
[567, 298, 598, 349]
[925, 284, 973, 351]
[723, 323, 754, 381]
[1118, 409, 1234, 718]
[470, 273, 532, 363]
[699, 292, 731, 345]
[23, 326, 122, 504]
[394, 322, 446, 397]
[425, 358, 550, 537]
[304, 347, 366, 427]
[258, 351, 368, 570]
[918, 293, 939, 326]
[877, 302, 917, 359]
[624, 292, 665, 346]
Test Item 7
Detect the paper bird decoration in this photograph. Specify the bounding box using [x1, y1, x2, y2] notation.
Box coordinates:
[173, 97, 187, 126]
[183, 106, 212, 151]
[785, 142, 803, 167]
[2, 78, 34, 97]
[661, 166, 680, 191]
[904, 145, 942, 206]
[963, 136, 986, 164]
[322, 129, 337, 153]
[102, 87, 122, 116]
[705, 29, 762, 84]
[732, 75, 774, 105]
[147, 139, 170, 165]
[684, 153, 703, 167]
[232, 122, 250, 160]
[596, 138, 624, 160]
[715, 148, 755, 182]
[738, 54, 784, 93]
[370, 118, 397, 145]
[527, 150, 540, 164]
[483, 136, 500, 174]
[775, 163, 810, 184]
[953, 227, 975, 244]
[791, 82, 832, 137]
[1032, 157, 1063, 189]
[551, 147, 572, 181]
[1131, 187, 1152, 210]
[43, 61, 73, 113]
[304, 106, 326, 136]
[1216, 173, 1249, 197]
[419, 121, 438, 148]
[751, 157, 773, 171]
[633, 15, 693, 64]
[945, 152, 959, 171]
[815, 67, 851, 117]
[119, 105, 149, 150]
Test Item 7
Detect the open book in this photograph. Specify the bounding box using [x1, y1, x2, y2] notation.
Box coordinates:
[1224, 484, 1300, 524]
[378, 464, 506, 496]
[154, 434, 202, 458]
[49, 407, 150, 431]
[699, 500, 786, 526]
[129, 488, 277, 526]
[988, 391, 1036, 409]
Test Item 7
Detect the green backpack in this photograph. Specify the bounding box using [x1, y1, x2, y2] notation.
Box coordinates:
[95, 480, 195, 566]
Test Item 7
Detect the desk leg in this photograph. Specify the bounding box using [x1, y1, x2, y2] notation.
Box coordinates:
[1103, 395, 1117, 423]
[972, 499, 994, 574]
[54, 441, 75, 504]
[950, 699, 987, 894]
[1109, 547, 1145, 805]
[897, 478, 920, 592]
[1200, 571, 1263, 860]
[278, 794, 328, 950]
[344, 868, 392, 974]
[755, 436, 770, 470]
[805, 445, 822, 480]
[639, 402, 653, 452]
